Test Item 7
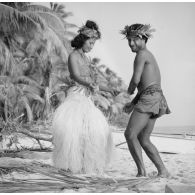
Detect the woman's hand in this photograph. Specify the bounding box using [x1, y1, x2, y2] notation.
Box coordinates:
[109, 89, 120, 96]
[89, 83, 99, 93]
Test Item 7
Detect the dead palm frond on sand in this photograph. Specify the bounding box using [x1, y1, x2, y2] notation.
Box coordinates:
[0, 161, 156, 192]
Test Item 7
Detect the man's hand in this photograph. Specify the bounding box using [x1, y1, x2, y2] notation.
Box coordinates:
[127, 83, 136, 95]
[123, 102, 134, 114]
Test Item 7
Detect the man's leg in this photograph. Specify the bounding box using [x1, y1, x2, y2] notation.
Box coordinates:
[138, 118, 169, 177]
[124, 110, 151, 177]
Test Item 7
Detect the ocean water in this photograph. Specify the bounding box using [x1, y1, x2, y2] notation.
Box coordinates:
[154, 126, 195, 136]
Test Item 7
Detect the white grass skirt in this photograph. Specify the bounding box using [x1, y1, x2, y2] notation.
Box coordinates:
[52, 86, 113, 174]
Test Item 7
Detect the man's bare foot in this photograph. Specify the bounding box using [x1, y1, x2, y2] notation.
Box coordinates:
[136, 170, 147, 177]
[157, 169, 170, 178]
[136, 173, 147, 177]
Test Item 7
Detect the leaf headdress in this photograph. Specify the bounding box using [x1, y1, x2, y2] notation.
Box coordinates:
[120, 24, 156, 39]
[78, 25, 99, 39]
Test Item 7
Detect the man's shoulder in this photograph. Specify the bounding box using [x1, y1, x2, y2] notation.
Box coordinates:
[138, 49, 150, 55]
[135, 50, 148, 60]
[137, 49, 154, 60]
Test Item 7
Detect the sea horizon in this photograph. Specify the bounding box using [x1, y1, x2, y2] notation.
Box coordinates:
[154, 125, 195, 135]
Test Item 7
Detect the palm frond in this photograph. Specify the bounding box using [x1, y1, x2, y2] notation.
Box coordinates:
[55, 4, 66, 12]
[0, 39, 20, 76]
[25, 36, 43, 56]
[20, 96, 33, 122]
[27, 4, 53, 13]
[0, 3, 43, 33]
[61, 12, 73, 19]
[42, 27, 69, 63]
[22, 84, 42, 97]
[37, 11, 65, 33]
[63, 31, 77, 38]
[25, 92, 45, 104]
[0, 93, 6, 102]
[23, 10, 46, 29]
[63, 22, 77, 29]
[51, 2, 58, 11]
[0, 161, 155, 193]
[15, 76, 43, 90]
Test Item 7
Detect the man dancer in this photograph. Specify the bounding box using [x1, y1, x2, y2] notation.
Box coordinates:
[121, 24, 171, 177]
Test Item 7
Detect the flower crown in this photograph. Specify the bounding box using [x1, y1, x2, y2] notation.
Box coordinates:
[78, 25, 99, 39]
[120, 24, 156, 39]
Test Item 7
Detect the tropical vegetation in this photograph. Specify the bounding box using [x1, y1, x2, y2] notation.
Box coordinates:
[0, 2, 130, 148]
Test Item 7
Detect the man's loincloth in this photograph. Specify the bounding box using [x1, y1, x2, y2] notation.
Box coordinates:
[132, 84, 171, 118]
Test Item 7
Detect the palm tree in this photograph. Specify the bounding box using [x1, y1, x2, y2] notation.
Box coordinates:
[89, 58, 129, 118]
[0, 2, 76, 123]
[50, 2, 77, 33]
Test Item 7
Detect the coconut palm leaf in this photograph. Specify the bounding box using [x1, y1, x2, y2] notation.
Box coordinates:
[13, 50, 25, 58]
[25, 37, 43, 57]
[60, 12, 73, 19]
[0, 39, 20, 76]
[63, 22, 77, 29]
[63, 31, 77, 38]
[25, 93, 45, 104]
[0, 93, 6, 102]
[42, 28, 69, 62]
[15, 76, 43, 90]
[51, 3, 65, 14]
[20, 96, 33, 122]
[50, 3, 73, 18]
[0, 75, 10, 83]
[22, 84, 42, 96]
[37, 11, 65, 33]
[0, 161, 154, 193]
[23, 10, 46, 29]
[0, 3, 44, 32]
[26, 4, 54, 13]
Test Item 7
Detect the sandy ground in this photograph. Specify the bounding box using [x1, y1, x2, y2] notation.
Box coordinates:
[101, 131, 195, 192]
[0, 128, 195, 193]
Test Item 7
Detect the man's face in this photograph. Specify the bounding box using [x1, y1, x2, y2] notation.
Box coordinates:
[128, 36, 143, 53]
[82, 38, 96, 53]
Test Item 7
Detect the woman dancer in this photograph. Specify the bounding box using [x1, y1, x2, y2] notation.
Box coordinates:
[52, 20, 118, 175]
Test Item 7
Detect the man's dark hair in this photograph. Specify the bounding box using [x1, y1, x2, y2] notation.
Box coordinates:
[130, 23, 148, 43]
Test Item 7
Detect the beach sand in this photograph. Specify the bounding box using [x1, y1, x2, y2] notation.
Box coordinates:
[0, 127, 195, 193]
[99, 130, 195, 193]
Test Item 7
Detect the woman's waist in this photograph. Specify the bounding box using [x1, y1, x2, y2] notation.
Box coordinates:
[67, 84, 91, 97]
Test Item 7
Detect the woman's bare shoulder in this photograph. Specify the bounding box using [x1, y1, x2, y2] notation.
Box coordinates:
[69, 50, 79, 59]
[68, 51, 81, 66]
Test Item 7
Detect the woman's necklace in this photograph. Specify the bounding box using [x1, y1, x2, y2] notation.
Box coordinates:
[77, 49, 89, 64]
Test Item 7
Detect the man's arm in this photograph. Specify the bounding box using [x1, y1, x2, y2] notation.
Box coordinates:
[128, 52, 146, 95]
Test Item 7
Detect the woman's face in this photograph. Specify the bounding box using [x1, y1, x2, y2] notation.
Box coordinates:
[82, 38, 96, 53]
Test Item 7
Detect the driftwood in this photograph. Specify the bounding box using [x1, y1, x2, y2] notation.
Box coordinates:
[17, 128, 52, 142]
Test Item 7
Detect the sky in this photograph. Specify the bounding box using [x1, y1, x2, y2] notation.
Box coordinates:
[42, 1, 195, 127]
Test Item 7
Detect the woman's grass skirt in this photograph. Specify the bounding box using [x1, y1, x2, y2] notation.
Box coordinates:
[52, 86, 113, 174]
